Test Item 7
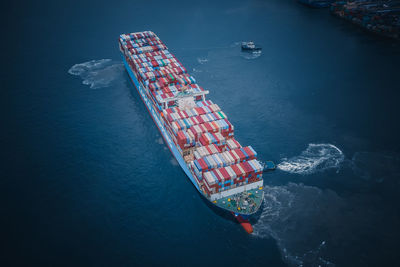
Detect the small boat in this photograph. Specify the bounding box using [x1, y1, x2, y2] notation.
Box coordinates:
[264, 161, 276, 171]
[241, 41, 262, 51]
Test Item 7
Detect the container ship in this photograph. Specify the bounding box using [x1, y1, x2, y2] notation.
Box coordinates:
[298, 0, 334, 8]
[119, 31, 271, 233]
[330, 1, 400, 40]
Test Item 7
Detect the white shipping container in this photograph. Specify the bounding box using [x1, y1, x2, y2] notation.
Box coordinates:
[215, 169, 225, 182]
[213, 155, 221, 168]
[223, 152, 234, 165]
[229, 166, 238, 179]
[204, 171, 216, 185]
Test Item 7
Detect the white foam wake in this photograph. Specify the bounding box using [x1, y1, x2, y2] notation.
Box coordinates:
[68, 59, 124, 89]
[240, 50, 262, 60]
[277, 144, 344, 175]
[197, 57, 209, 64]
[192, 68, 203, 73]
[252, 183, 339, 266]
[230, 41, 242, 47]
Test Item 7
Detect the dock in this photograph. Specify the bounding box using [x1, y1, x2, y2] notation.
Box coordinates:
[330, 1, 400, 40]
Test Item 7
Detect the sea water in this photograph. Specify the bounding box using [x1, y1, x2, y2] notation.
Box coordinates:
[3, 0, 400, 266]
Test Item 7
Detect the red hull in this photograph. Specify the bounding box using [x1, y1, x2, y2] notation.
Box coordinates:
[233, 213, 253, 234]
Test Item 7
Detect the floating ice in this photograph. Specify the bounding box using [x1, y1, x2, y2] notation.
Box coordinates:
[277, 143, 344, 175]
[68, 59, 124, 89]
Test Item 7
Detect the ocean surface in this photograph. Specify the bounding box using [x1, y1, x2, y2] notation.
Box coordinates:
[3, 0, 400, 266]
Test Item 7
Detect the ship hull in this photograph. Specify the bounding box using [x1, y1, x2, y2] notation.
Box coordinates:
[121, 51, 263, 219]
[241, 47, 262, 51]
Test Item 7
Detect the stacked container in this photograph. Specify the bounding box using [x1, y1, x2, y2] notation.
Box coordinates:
[201, 159, 263, 195]
[193, 144, 221, 160]
[192, 146, 257, 173]
[199, 132, 226, 149]
[227, 138, 241, 150]
[120, 31, 264, 198]
[176, 130, 195, 150]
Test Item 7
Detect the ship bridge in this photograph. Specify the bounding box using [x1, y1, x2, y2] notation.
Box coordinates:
[158, 88, 209, 109]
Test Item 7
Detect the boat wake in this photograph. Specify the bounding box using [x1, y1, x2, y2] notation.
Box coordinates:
[192, 68, 203, 73]
[68, 59, 124, 89]
[240, 50, 262, 60]
[197, 57, 209, 64]
[253, 148, 400, 266]
[252, 183, 338, 266]
[230, 41, 242, 47]
[277, 144, 344, 175]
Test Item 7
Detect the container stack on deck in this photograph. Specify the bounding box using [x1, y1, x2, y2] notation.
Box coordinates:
[119, 31, 264, 198]
[192, 147, 262, 196]
[331, 1, 400, 40]
[119, 31, 206, 112]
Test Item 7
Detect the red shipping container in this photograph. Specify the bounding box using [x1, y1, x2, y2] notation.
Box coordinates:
[243, 147, 255, 159]
[211, 121, 219, 132]
[196, 115, 204, 125]
[219, 168, 231, 181]
[199, 137, 207, 146]
[195, 107, 205, 115]
[182, 110, 189, 118]
[198, 158, 208, 172]
[242, 162, 253, 175]
[167, 114, 173, 123]
[203, 186, 211, 196]
[189, 117, 197, 125]
[203, 122, 212, 133]
[212, 170, 223, 183]
[235, 150, 246, 162]
[178, 111, 186, 119]
[151, 60, 158, 67]
[205, 145, 213, 155]
[231, 164, 242, 177]
[228, 150, 239, 164]
[163, 87, 171, 94]
[177, 131, 185, 141]
[188, 128, 197, 140]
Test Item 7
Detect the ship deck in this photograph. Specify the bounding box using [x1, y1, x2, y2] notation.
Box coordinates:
[213, 187, 264, 215]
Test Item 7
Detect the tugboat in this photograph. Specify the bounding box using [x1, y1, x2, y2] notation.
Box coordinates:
[264, 161, 276, 171]
[241, 41, 262, 51]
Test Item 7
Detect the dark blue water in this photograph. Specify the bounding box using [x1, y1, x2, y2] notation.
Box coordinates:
[3, 0, 400, 266]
